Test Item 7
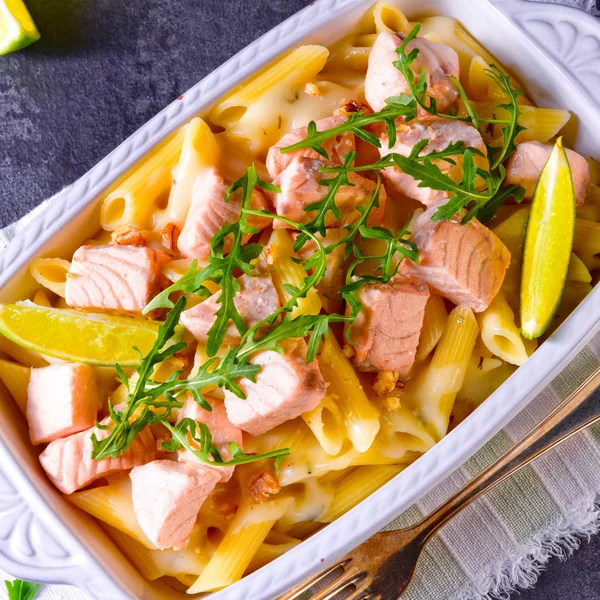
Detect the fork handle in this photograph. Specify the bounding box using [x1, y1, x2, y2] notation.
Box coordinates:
[418, 367, 600, 539]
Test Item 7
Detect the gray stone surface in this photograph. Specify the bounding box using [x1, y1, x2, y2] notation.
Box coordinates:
[0, 1, 599, 598]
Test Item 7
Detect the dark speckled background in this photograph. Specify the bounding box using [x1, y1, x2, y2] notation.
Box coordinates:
[1, 0, 600, 598]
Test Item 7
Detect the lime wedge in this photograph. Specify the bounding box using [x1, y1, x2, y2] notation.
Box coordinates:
[520, 137, 576, 339]
[0, 0, 40, 55]
[0, 303, 167, 366]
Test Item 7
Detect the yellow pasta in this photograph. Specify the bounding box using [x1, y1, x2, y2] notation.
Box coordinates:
[262, 229, 322, 317]
[568, 252, 592, 283]
[516, 106, 571, 144]
[0, 359, 30, 414]
[573, 218, 600, 270]
[188, 497, 292, 593]
[100, 127, 185, 231]
[301, 392, 345, 456]
[372, 1, 411, 34]
[209, 45, 333, 155]
[416, 293, 448, 361]
[276, 478, 335, 533]
[477, 292, 536, 366]
[0, 335, 48, 368]
[246, 536, 301, 574]
[318, 334, 380, 453]
[411, 305, 479, 440]
[457, 356, 517, 407]
[318, 465, 403, 523]
[154, 117, 219, 231]
[32, 288, 53, 307]
[29, 258, 71, 298]
[492, 206, 529, 312]
[105, 524, 209, 584]
[69, 476, 156, 549]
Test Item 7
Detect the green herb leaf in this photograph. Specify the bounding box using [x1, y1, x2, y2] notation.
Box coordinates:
[4, 580, 40, 600]
[162, 418, 290, 466]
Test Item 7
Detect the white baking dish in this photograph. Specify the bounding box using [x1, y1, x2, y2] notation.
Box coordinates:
[1, 1, 599, 598]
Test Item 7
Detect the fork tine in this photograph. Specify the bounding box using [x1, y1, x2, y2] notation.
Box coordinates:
[309, 570, 368, 600]
[343, 582, 375, 600]
[277, 558, 353, 600]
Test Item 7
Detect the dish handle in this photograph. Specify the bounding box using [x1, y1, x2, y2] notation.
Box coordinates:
[491, 0, 600, 113]
[0, 451, 123, 599]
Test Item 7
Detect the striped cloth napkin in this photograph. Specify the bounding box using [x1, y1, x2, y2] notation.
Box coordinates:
[1, 3, 599, 598]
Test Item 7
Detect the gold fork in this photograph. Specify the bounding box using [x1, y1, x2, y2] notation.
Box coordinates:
[279, 366, 600, 600]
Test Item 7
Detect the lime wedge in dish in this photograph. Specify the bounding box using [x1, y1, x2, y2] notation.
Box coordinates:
[0, 0, 40, 55]
[520, 137, 576, 339]
[0, 303, 169, 366]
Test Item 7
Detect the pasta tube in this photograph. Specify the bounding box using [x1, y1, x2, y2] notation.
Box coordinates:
[574, 218, 600, 270]
[317, 334, 380, 453]
[100, 127, 185, 231]
[0, 359, 30, 414]
[416, 294, 448, 361]
[414, 305, 479, 440]
[188, 497, 292, 593]
[29, 258, 71, 298]
[154, 117, 219, 230]
[318, 465, 403, 523]
[477, 292, 535, 366]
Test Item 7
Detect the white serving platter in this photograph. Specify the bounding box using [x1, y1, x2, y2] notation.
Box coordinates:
[0, 1, 599, 599]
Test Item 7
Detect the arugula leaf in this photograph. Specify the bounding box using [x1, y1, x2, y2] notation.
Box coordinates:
[162, 418, 290, 466]
[484, 65, 525, 170]
[92, 297, 189, 460]
[280, 95, 417, 159]
[4, 580, 40, 600]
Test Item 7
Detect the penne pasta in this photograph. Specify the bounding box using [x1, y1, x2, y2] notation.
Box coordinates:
[68, 476, 156, 549]
[29, 258, 71, 298]
[457, 356, 516, 407]
[416, 294, 448, 361]
[276, 478, 335, 533]
[318, 465, 403, 523]
[568, 252, 592, 283]
[0, 359, 30, 414]
[317, 334, 380, 453]
[372, 1, 411, 35]
[411, 305, 479, 440]
[100, 127, 185, 231]
[209, 45, 332, 155]
[573, 218, 600, 271]
[188, 497, 292, 593]
[32, 288, 54, 307]
[477, 292, 536, 366]
[154, 117, 220, 231]
[301, 392, 345, 456]
[515, 106, 571, 144]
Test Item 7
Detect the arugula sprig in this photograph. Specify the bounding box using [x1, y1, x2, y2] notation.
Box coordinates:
[144, 165, 279, 357]
[162, 418, 290, 468]
[4, 580, 40, 600]
[280, 95, 417, 158]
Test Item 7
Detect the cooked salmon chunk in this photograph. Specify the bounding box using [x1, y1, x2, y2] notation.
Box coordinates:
[27, 364, 100, 446]
[176, 395, 244, 482]
[295, 229, 350, 314]
[65, 245, 169, 315]
[401, 210, 510, 312]
[365, 32, 460, 114]
[506, 141, 590, 205]
[266, 115, 354, 179]
[177, 167, 270, 261]
[224, 339, 326, 436]
[272, 157, 387, 229]
[380, 120, 487, 206]
[130, 460, 220, 550]
[180, 273, 280, 345]
[39, 415, 158, 494]
[346, 278, 429, 377]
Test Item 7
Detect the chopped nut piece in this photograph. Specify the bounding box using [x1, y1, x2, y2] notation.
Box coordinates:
[334, 99, 371, 116]
[342, 344, 355, 359]
[372, 370, 399, 396]
[112, 225, 150, 247]
[249, 469, 281, 504]
[161, 222, 180, 252]
[382, 396, 400, 411]
[304, 82, 321, 97]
